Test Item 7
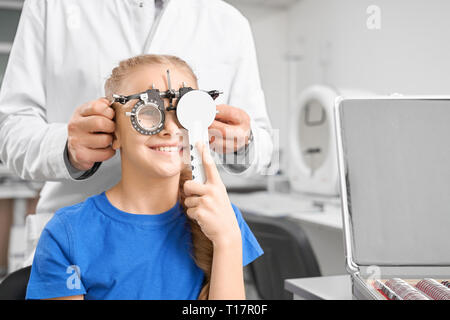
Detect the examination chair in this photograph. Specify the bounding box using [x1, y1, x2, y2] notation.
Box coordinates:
[242, 212, 321, 300]
[0, 266, 31, 300]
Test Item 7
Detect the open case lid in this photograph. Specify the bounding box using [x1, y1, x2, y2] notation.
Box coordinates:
[335, 97, 450, 274]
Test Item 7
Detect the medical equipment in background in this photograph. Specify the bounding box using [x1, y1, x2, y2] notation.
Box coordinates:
[335, 96, 450, 300]
[288, 85, 339, 198]
[288, 85, 371, 203]
[112, 70, 220, 183]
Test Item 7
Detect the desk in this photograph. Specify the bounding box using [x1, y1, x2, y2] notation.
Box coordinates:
[285, 275, 352, 300]
[229, 191, 347, 275]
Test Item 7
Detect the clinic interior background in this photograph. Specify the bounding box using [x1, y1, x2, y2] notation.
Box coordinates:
[1, 0, 450, 295]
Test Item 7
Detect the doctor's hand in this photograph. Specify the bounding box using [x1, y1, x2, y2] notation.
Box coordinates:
[67, 98, 116, 171]
[208, 104, 251, 154]
[183, 142, 241, 248]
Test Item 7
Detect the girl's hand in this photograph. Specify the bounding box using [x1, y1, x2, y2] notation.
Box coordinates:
[183, 142, 241, 247]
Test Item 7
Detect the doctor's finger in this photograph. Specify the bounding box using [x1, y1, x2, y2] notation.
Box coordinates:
[210, 120, 247, 140]
[80, 99, 115, 119]
[77, 146, 116, 164]
[215, 104, 241, 124]
[80, 115, 115, 133]
[209, 137, 235, 154]
[183, 180, 208, 196]
[88, 147, 116, 163]
[209, 120, 228, 136]
[83, 133, 113, 149]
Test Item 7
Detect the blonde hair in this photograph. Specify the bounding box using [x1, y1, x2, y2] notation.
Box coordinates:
[105, 54, 213, 300]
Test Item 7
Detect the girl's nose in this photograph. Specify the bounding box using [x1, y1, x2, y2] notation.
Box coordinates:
[159, 111, 182, 137]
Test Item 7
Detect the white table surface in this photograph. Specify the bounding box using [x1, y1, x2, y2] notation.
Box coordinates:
[228, 191, 343, 230]
[285, 275, 352, 300]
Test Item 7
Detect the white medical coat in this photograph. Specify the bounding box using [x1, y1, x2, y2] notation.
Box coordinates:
[0, 0, 273, 265]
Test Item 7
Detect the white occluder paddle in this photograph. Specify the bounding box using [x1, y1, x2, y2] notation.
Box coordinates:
[176, 90, 217, 183]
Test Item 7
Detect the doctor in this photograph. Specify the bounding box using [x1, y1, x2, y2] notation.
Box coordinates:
[0, 0, 273, 266]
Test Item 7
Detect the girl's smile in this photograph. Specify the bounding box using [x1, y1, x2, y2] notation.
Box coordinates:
[147, 143, 185, 156]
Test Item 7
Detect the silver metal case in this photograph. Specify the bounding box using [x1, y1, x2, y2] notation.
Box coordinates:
[334, 96, 450, 300]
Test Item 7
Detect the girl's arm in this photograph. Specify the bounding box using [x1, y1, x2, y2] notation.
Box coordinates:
[208, 235, 245, 300]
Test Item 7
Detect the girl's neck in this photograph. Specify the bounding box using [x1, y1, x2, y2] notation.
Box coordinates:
[106, 166, 180, 215]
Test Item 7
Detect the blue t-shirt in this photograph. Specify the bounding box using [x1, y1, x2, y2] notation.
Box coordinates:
[25, 192, 263, 300]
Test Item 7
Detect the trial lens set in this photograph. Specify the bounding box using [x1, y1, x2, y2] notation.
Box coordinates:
[373, 278, 450, 300]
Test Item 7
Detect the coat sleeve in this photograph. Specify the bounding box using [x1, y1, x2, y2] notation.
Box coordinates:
[221, 15, 275, 177]
[0, 0, 72, 181]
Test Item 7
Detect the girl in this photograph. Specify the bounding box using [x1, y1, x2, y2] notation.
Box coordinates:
[25, 54, 263, 300]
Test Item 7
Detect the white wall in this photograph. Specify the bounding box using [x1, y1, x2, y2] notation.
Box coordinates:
[287, 0, 450, 95]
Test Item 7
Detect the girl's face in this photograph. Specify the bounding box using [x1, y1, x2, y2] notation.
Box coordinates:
[112, 64, 196, 178]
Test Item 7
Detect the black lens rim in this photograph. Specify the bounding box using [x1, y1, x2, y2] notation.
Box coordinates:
[130, 100, 165, 135]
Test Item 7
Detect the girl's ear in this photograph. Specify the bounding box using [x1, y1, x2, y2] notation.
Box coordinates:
[111, 103, 121, 150]
[112, 131, 121, 150]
